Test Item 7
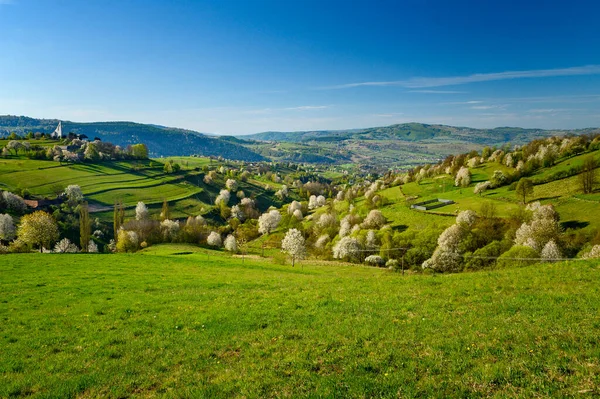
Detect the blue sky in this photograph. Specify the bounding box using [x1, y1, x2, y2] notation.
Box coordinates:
[1, 0, 600, 134]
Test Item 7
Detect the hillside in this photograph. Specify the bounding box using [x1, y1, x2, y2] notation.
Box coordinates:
[0, 116, 265, 161]
[241, 123, 600, 168]
[4, 115, 599, 168]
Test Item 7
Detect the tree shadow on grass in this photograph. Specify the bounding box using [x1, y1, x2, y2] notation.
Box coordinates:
[560, 220, 589, 230]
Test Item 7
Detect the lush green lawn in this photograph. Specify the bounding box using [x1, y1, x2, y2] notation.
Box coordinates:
[1, 246, 599, 398]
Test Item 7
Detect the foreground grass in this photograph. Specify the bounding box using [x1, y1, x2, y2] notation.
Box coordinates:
[1, 247, 599, 398]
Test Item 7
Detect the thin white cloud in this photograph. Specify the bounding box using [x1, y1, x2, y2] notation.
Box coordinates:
[323, 65, 600, 89]
[408, 90, 466, 94]
[284, 105, 329, 111]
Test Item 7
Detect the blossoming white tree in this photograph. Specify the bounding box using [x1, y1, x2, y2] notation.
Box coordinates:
[281, 228, 306, 267]
[514, 202, 560, 253]
[65, 184, 84, 203]
[161, 219, 180, 241]
[215, 189, 230, 206]
[224, 234, 238, 253]
[454, 166, 471, 187]
[362, 210, 386, 229]
[225, 179, 238, 191]
[207, 231, 222, 247]
[54, 238, 79, 253]
[2, 191, 27, 213]
[422, 210, 476, 273]
[474, 181, 491, 196]
[0, 214, 15, 243]
[333, 236, 362, 262]
[541, 239, 561, 261]
[135, 201, 149, 220]
[258, 210, 282, 235]
[288, 201, 302, 215]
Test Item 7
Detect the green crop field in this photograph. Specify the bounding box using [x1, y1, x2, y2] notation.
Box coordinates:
[1, 246, 599, 398]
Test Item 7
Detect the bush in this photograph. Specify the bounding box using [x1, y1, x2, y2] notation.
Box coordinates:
[496, 245, 539, 268]
[365, 255, 385, 266]
[464, 240, 506, 270]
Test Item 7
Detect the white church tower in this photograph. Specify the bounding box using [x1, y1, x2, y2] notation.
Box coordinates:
[51, 121, 62, 139]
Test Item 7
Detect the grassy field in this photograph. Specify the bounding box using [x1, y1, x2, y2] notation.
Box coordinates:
[1, 245, 599, 398]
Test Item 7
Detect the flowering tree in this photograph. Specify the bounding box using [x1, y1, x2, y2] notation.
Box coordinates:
[308, 195, 318, 210]
[583, 245, 600, 259]
[258, 210, 282, 235]
[2, 191, 27, 213]
[65, 185, 84, 203]
[514, 203, 560, 253]
[365, 255, 385, 266]
[281, 228, 306, 267]
[362, 210, 386, 229]
[0, 214, 16, 243]
[288, 201, 302, 215]
[116, 229, 139, 252]
[454, 166, 471, 187]
[333, 236, 362, 263]
[17, 211, 59, 251]
[54, 238, 79, 253]
[541, 240, 561, 262]
[215, 189, 231, 206]
[207, 231, 222, 247]
[88, 240, 99, 253]
[224, 234, 238, 253]
[474, 181, 491, 196]
[231, 205, 245, 221]
[225, 179, 238, 191]
[293, 209, 303, 221]
[135, 201, 149, 220]
[161, 219, 180, 241]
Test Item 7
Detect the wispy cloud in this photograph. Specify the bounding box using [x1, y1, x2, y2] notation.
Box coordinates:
[323, 65, 600, 89]
[408, 90, 466, 94]
[284, 105, 329, 111]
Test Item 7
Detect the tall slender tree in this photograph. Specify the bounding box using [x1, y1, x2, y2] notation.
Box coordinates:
[79, 202, 91, 252]
[161, 199, 170, 221]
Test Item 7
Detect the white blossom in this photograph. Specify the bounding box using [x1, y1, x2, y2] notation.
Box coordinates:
[281, 228, 306, 266]
[456, 210, 476, 226]
[474, 181, 491, 195]
[135, 201, 149, 220]
[161, 219, 180, 240]
[333, 236, 362, 262]
[215, 189, 231, 206]
[365, 255, 385, 266]
[2, 191, 27, 213]
[0, 214, 16, 242]
[207, 231, 222, 247]
[87, 239, 98, 253]
[258, 210, 282, 235]
[224, 234, 238, 253]
[54, 238, 79, 253]
[454, 166, 471, 187]
[362, 210, 386, 229]
[541, 240, 561, 261]
[225, 179, 238, 191]
[293, 209, 303, 221]
[583, 245, 600, 259]
[288, 200, 302, 215]
[64, 185, 84, 203]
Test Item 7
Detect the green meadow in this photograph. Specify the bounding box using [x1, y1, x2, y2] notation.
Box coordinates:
[1, 246, 599, 398]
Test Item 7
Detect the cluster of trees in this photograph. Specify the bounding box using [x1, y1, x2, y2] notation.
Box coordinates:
[0, 186, 100, 254]
[1, 139, 148, 163]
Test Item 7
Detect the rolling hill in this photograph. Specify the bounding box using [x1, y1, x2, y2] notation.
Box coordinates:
[0, 116, 265, 162]
[3, 115, 599, 168]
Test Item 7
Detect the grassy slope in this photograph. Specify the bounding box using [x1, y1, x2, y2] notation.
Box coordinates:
[0, 156, 288, 221]
[377, 151, 600, 234]
[1, 246, 599, 398]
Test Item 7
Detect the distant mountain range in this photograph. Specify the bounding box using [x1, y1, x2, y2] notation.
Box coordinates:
[2, 115, 598, 168]
[0, 115, 264, 161]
